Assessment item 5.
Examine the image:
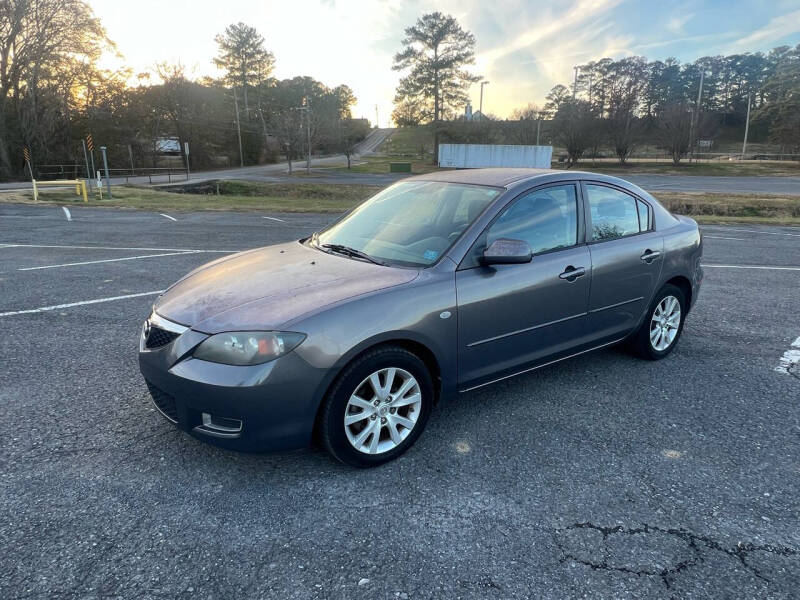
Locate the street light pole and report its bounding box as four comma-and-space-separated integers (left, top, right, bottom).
689, 70, 705, 161
742, 92, 752, 159
99, 146, 112, 199
479, 81, 490, 121
233, 87, 244, 168
572, 67, 579, 99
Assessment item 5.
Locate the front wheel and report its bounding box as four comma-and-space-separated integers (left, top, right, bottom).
631, 284, 686, 360
320, 346, 434, 467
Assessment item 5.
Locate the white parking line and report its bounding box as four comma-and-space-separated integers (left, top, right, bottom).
703, 235, 746, 241
160, 213, 177, 221
263, 216, 286, 222
0, 291, 163, 318
18, 251, 199, 271
702, 264, 800, 271
775, 336, 800, 375
1, 243, 234, 253
61, 207, 72, 221
703, 227, 800, 238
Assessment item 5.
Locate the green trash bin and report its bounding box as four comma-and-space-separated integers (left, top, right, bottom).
389, 162, 412, 173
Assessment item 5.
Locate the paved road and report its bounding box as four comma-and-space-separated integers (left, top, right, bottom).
1, 203, 799, 598
625, 174, 800, 196
0, 128, 396, 192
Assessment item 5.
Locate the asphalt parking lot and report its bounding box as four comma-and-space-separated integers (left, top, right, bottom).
1, 202, 799, 599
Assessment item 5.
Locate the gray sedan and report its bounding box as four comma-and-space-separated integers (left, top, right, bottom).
139, 168, 703, 467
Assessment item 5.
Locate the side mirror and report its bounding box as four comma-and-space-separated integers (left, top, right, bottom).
482, 238, 532, 265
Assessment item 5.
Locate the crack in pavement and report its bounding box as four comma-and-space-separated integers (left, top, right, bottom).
553, 522, 800, 589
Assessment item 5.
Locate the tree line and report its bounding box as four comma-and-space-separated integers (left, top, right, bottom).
0, 2, 369, 181
390, 12, 800, 165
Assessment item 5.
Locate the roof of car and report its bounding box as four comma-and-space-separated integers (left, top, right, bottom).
408, 168, 560, 187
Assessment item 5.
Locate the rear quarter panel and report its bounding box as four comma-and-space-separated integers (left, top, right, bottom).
659, 216, 703, 309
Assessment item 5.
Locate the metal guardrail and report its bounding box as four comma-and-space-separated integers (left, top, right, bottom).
35, 165, 189, 184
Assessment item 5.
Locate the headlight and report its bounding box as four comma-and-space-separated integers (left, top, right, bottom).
193, 331, 306, 366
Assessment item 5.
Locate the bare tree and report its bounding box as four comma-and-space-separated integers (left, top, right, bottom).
552, 100, 596, 167
656, 102, 692, 165
0, 0, 107, 177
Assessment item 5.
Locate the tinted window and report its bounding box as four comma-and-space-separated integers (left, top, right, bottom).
637, 199, 651, 231
487, 184, 578, 255
587, 185, 641, 241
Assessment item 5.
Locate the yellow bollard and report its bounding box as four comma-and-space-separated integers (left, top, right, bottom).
81, 181, 88, 203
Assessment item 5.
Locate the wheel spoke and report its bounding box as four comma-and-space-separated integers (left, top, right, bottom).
393, 377, 415, 400
348, 395, 373, 411
391, 392, 421, 408
354, 420, 377, 447
383, 368, 397, 394
387, 419, 402, 444
345, 411, 370, 426
392, 415, 415, 430
650, 327, 660, 343
668, 297, 678, 315
368, 424, 381, 453
368, 373, 384, 397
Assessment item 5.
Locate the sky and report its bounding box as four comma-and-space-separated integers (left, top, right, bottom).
88, 0, 800, 124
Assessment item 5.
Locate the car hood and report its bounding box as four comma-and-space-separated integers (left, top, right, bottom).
154, 241, 419, 334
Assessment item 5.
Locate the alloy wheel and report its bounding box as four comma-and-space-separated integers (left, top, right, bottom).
344, 367, 422, 455
650, 295, 681, 352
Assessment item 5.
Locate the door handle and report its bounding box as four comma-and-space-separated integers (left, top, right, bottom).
559, 266, 586, 281
640, 249, 661, 263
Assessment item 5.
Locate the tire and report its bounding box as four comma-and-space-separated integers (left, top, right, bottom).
320, 346, 434, 467
631, 284, 687, 360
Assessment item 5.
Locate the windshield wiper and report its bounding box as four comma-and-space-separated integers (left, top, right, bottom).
321, 243, 385, 266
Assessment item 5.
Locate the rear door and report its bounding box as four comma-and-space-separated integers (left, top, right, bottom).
583, 182, 664, 342
455, 182, 592, 387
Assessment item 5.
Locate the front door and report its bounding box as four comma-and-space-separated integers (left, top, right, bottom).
456, 183, 592, 388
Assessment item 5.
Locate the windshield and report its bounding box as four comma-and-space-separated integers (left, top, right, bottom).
314, 181, 501, 267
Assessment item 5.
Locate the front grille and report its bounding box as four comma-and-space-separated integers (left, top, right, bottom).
146, 381, 179, 423
145, 325, 179, 349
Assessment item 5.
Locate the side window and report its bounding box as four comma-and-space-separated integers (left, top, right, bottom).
487, 184, 578, 255
586, 184, 642, 242
637, 199, 652, 231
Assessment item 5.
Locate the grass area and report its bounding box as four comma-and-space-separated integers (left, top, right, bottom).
338, 156, 441, 175
557, 160, 800, 176
653, 191, 800, 225
0, 181, 380, 213
2, 179, 797, 226
380, 126, 434, 158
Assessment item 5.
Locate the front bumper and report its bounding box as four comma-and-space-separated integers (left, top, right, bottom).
138, 317, 327, 453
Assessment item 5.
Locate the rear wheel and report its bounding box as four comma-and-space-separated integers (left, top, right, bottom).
631, 284, 686, 360
320, 346, 433, 467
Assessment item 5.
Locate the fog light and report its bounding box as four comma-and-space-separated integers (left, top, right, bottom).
200, 412, 242, 434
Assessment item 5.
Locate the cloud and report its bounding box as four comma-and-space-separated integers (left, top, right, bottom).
729, 8, 800, 51
666, 11, 694, 34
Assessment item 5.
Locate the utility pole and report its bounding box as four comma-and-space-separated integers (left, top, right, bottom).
572, 67, 579, 99
536, 118, 542, 146
306, 100, 311, 174
99, 146, 112, 199
689, 70, 704, 161
233, 87, 244, 168
479, 81, 490, 121
741, 92, 752, 159
128, 144, 135, 176
375, 104, 379, 129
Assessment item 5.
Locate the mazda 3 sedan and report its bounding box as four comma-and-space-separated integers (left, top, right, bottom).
139, 168, 702, 467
